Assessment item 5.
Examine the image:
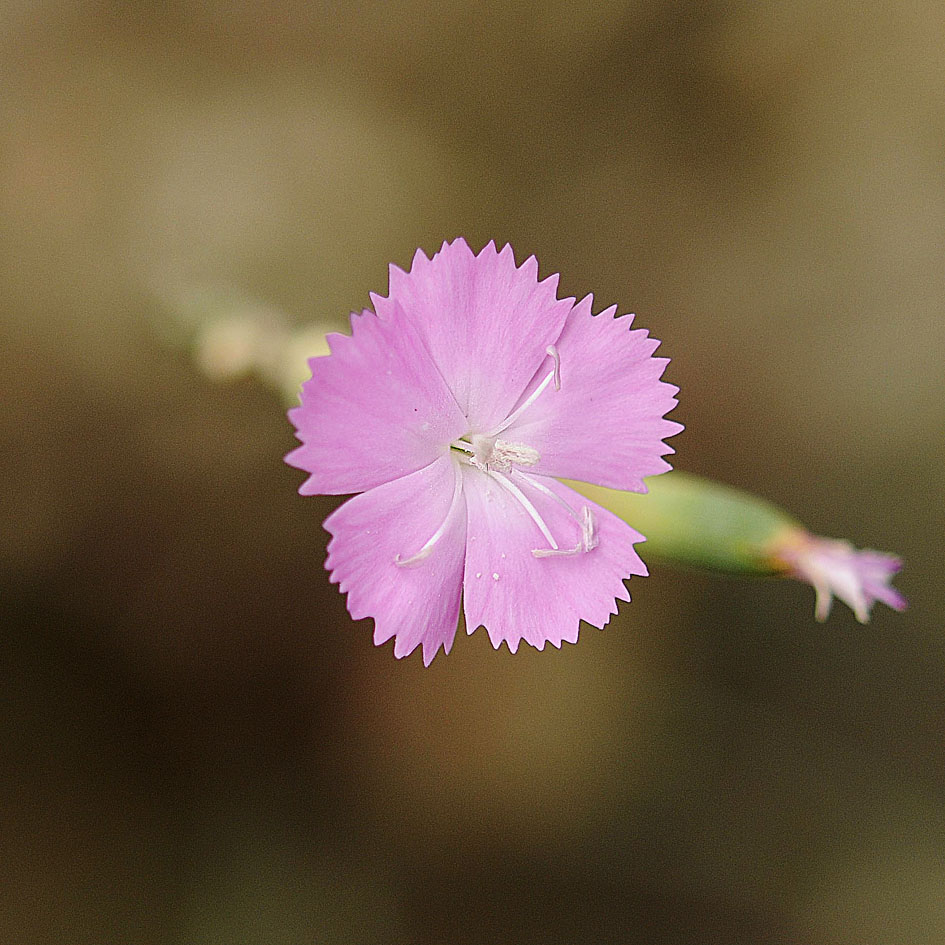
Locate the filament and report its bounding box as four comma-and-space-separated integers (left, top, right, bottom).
486, 345, 560, 437
394, 461, 464, 567
487, 470, 559, 551
512, 471, 599, 557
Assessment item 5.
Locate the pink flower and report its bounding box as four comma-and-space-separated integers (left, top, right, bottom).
286, 239, 682, 664
775, 532, 908, 623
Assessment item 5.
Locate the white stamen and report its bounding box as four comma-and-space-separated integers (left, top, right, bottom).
487, 470, 559, 551
487, 345, 561, 437
546, 344, 561, 391
532, 542, 583, 558
512, 469, 571, 514
580, 505, 599, 551
470, 434, 539, 472
394, 462, 464, 567
512, 471, 599, 558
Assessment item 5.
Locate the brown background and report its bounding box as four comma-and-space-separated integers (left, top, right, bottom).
2, 2, 942, 943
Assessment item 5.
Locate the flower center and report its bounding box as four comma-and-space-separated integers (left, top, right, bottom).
467, 434, 540, 472
448, 343, 562, 472
396, 344, 598, 565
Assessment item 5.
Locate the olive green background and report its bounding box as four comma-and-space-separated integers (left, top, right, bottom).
2, 3, 942, 943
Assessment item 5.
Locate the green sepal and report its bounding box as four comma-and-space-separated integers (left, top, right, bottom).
568, 472, 801, 576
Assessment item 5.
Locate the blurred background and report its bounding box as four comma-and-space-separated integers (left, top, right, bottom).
2, 2, 942, 942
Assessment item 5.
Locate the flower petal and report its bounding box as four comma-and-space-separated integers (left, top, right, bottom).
777, 533, 908, 623
324, 457, 467, 665
372, 239, 574, 433
286, 306, 467, 495
855, 551, 908, 614
505, 295, 683, 492
461, 468, 647, 653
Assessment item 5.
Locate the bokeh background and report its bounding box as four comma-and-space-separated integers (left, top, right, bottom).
2, 2, 943, 943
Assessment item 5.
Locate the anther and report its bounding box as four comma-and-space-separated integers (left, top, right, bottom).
470, 434, 539, 472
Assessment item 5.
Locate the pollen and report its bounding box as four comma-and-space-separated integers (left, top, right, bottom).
470, 434, 540, 472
